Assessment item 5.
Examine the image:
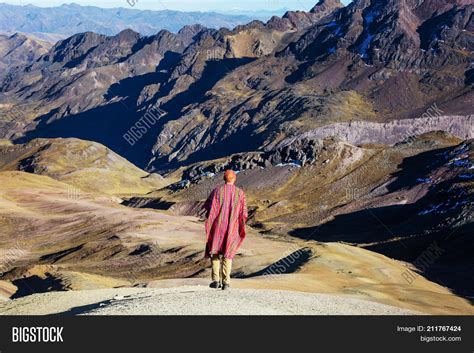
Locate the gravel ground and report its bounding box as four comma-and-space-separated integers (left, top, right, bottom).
81, 286, 416, 315
0, 285, 419, 315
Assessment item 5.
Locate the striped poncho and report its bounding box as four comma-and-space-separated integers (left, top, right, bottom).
204, 184, 248, 259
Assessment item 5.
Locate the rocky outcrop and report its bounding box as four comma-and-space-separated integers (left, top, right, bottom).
178, 138, 355, 186
310, 0, 345, 16
277, 115, 474, 147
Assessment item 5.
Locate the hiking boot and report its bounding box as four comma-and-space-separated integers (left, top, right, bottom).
222, 283, 230, 290
209, 281, 220, 289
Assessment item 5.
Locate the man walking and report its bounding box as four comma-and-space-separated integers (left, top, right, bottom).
204, 170, 248, 290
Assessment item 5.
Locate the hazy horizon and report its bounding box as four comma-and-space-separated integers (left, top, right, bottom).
0, 0, 352, 13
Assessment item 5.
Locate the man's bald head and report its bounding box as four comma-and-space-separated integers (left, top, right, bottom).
224, 170, 237, 184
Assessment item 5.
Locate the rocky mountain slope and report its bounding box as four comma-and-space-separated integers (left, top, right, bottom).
145, 0, 474, 170
0, 33, 52, 78
0, 0, 343, 166
0, 0, 472, 173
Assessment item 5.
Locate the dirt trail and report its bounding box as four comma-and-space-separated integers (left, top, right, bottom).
0, 284, 417, 315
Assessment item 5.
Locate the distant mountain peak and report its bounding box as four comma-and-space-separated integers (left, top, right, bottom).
178, 24, 207, 37
115, 28, 142, 41
310, 0, 345, 14
0, 32, 51, 78
9, 32, 28, 41
266, 0, 344, 31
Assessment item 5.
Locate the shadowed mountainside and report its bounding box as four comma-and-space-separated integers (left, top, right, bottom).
2, 0, 471, 171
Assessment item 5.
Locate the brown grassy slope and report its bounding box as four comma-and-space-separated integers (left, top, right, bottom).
0, 138, 168, 196
0, 171, 472, 314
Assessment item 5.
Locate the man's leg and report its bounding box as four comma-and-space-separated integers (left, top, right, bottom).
219, 256, 224, 286
211, 254, 221, 286
222, 257, 232, 286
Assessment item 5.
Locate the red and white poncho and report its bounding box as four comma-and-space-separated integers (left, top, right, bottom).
204, 184, 248, 259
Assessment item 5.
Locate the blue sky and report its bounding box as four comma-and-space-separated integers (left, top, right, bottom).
1, 0, 352, 12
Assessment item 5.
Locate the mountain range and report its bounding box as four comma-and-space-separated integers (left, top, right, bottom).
1, 0, 472, 169
0, 2, 277, 37
0, 0, 473, 310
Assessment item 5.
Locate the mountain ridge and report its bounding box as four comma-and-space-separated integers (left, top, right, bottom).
0, 32, 52, 78
0, 2, 282, 37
